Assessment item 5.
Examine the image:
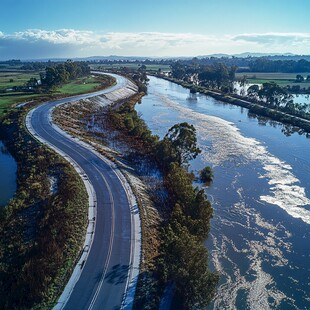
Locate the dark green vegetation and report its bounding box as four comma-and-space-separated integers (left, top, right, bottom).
0, 59, 24, 70
247, 58, 310, 73
246, 82, 310, 120
159, 163, 218, 309
200, 166, 214, 183
40, 60, 90, 91
248, 82, 293, 106
157, 122, 201, 167
105, 98, 218, 309
0, 107, 88, 309
171, 61, 236, 93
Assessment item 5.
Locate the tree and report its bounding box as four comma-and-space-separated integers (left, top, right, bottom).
258, 82, 293, 108
165, 163, 196, 206
139, 64, 147, 71
296, 74, 304, 82
171, 62, 186, 80
25, 77, 38, 88
247, 84, 260, 100
163, 122, 201, 165
199, 166, 213, 183
161, 219, 219, 309
41, 61, 90, 90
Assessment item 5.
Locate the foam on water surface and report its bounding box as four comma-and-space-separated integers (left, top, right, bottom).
137, 79, 310, 309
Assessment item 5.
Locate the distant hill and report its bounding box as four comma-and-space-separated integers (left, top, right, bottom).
196, 53, 310, 62
199, 52, 296, 58
10, 53, 310, 63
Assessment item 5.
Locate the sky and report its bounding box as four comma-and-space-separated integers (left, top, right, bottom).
0, 0, 310, 60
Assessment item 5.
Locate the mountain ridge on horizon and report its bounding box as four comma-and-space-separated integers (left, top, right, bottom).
2, 52, 310, 62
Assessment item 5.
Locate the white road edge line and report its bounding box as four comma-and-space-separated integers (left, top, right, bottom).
25, 78, 141, 310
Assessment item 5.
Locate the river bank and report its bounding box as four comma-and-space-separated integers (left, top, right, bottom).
155, 75, 310, 133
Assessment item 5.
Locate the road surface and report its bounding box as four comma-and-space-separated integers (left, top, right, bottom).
28, 73, 139, 310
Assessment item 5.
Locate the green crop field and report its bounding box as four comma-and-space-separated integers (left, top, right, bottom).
235, 72, 310, 89
0, 93, 41, 115
235, 72, 310, 80
0, 71, 41, 115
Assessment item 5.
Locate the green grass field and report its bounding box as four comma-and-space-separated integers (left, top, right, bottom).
0, 72, 41, 91
0, 71, 41, 115
0, 73, 110, 116
55, 76, 102, 95
235, 72, 310, 88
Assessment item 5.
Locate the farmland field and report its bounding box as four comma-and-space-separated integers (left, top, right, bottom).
0, 71, 42, 115
0, 72, 112, 116
235, 72, 310, 88
0, 72, 40, 91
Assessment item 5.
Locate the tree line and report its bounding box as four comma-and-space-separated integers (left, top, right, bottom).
39, 60, 90, 90
247, 82, 310, 120
248, 58, 310, 73
156, 124, 218, 308
170, 61, 237, 93
1, 61, 91, 94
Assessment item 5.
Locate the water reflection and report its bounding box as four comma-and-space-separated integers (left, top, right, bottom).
0, 141, 17, 207
247, 112, 310, 137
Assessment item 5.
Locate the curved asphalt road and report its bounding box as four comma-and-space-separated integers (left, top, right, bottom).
29, 73, 135, 310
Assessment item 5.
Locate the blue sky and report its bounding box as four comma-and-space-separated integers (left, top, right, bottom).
0, 0, 310, 59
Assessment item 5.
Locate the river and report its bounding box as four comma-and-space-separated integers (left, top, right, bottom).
136, 76, 310, 310
0, 141, 17, 207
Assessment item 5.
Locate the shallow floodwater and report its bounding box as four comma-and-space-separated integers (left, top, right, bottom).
136, 76, 310, 309
0, 141, 17, 207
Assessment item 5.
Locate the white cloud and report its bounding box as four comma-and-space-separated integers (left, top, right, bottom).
0, 29, 309, 59
233, 32, 310, 46
3, 29, 98, 45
